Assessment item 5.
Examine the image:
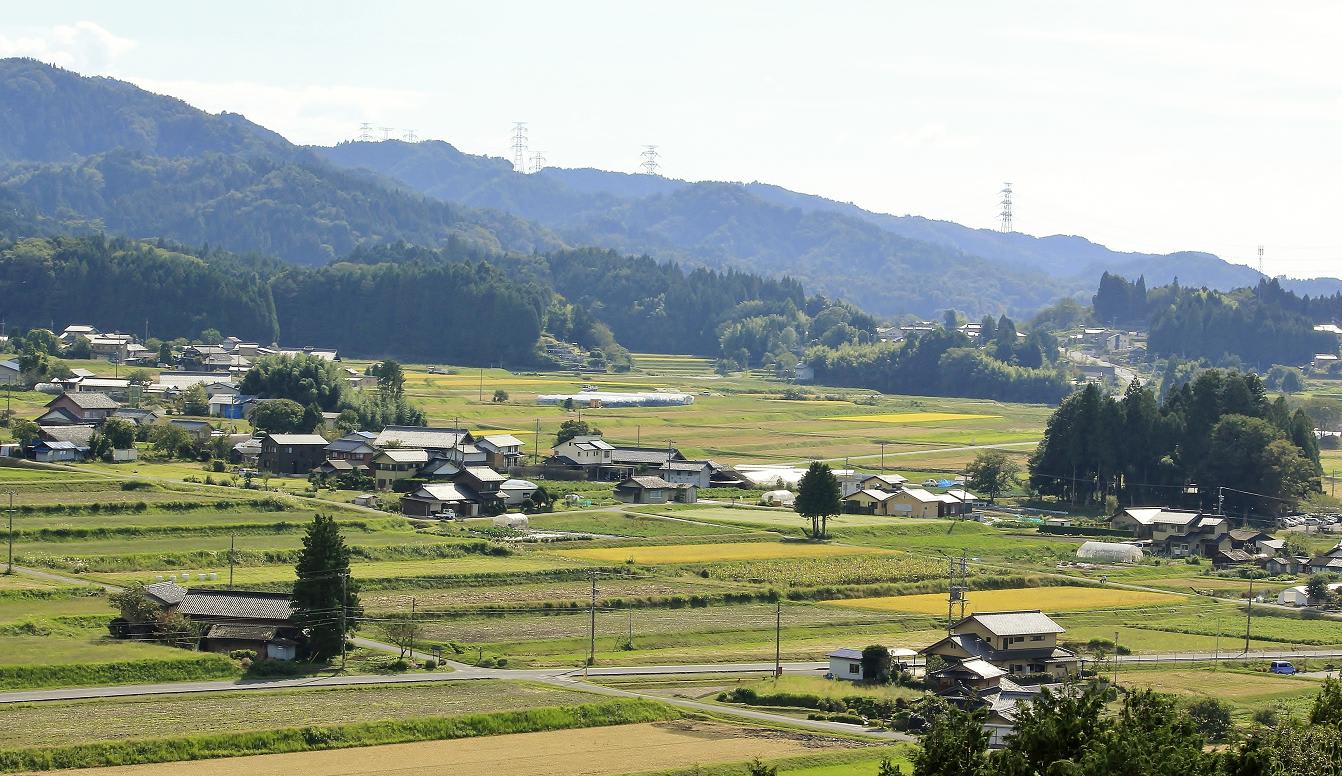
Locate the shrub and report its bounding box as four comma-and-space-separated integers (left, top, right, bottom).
423, 659, 437, 670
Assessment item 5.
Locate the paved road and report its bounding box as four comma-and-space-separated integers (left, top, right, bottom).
0, 661, 828, 704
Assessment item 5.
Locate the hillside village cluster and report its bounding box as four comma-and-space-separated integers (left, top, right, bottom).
3, 320, 1342, 753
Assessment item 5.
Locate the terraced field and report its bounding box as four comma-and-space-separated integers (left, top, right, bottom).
824, 586, 1185, 614
557, 541, 893, 565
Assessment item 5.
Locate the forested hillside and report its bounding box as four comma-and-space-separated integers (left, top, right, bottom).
1091, 272, 1341, 368
0, 235, 279, 342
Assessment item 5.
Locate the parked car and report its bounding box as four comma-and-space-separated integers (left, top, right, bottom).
1270, 661, 1296, 675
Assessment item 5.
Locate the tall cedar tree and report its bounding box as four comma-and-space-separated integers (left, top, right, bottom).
291, 514, 361, 661
795, 461, 842, 539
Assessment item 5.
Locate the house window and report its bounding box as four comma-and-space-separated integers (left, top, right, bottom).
848, 663, 859, 674
1030, 635, 1044, 641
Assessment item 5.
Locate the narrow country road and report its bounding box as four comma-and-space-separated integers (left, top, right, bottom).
815, 440, 1037, 465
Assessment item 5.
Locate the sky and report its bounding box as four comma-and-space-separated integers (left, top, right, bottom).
3, 1, 1340, 278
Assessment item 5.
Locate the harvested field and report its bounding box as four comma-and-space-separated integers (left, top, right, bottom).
825, 586, 1184, 614
54, 721, 860, 776
557, 542, 890, 565
703, 554, 944, 586
362, 577, 744, 611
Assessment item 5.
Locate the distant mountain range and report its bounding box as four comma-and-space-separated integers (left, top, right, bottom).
2, 57, 1338, 319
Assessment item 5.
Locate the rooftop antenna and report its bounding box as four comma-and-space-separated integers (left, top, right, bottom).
1258, 245, 1265, 276
511, 122, 529, 173
379, 126, 394, 141
357, 122, 374, 142
999, 182, 1013, 233
640, 145, 660, 176
530, 151, 547, 174
403, 129, 418, 142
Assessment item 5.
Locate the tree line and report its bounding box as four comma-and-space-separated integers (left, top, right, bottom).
1092, 272, 1340, 369
805, 317, 1072, 405
1028, 370, 1321, 513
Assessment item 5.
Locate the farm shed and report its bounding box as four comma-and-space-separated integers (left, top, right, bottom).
760, 490, 795, 507
828, 648, 863, 680
1075, 541, 1143, 563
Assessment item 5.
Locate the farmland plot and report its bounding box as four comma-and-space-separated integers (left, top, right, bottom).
52, 721, 862, 776
825, 586, 1184, 615
557, 542, 891, 565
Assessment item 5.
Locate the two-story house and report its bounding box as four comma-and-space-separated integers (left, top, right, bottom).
259, 433, 329, 475
1150, 513, 1229, 558
36, 392, 120, 425
922, 610, 1080, 680
551, 435, 615, 469
476, 434, 526, 470
372, 448, 430, 490
325, 431, 378, 468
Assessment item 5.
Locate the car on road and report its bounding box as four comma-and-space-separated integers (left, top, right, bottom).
1270, 660, 1296, 675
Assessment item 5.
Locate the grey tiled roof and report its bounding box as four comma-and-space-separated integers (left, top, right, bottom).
374, 425, 468, 450
205, 623, 279, 641
144, 581, 187, 606
178, 589, 295, 621
56, 392, 120, 410
617, 475, 676, 490
961, 610, 1065, 636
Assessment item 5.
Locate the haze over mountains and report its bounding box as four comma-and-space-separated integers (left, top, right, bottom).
2, 57, 1338, 319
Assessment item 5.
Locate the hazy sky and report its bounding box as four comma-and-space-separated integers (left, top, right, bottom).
4, 2, 1340, 278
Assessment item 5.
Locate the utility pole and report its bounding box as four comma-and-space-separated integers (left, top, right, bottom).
626, 609, 633, 649
775, 600, 783, 678
1113, 630, 1120, 685
1214, 608, 1221, 665
588, 572, 598, 667
946, 554, 968, 631
4, 491, 14, 575
228, 534, 235, 587
340, 571, 349, 673
533, 418, 540, 466
1245, 580, 1254, 655
478, 368, 484, 403
880, 442, 886, 472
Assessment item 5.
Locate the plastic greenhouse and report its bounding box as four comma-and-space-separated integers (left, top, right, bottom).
1076, 541, 1144, 563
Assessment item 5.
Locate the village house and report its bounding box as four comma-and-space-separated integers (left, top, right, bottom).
325, 431, 379, 468
1308, 543, 1342, 574
38, 424, 97, 451
1147, 513, 1229, 558
169, 418, 214, 443
843, 486, 964, 518
373, 426, 481, 463
612, 475, 697, 505
31, 438, 88, 463
117, 581, 301, 660
657, 460, 715, 489
208, 393, 258, 419
259, 433, 329, 475
499, 477, 540, 507
476, 434, 526, 470
827, 648, 864, 680
1112, 507, 1203, 539
550, 435, 615, 470
110, 407, 163, 427
400, 482, 480, 518
609, 445, 686, 473
36, 392, 120, 425
922, 610, 1080, 680
0, 359, 20, 385
372, 448, 430, 490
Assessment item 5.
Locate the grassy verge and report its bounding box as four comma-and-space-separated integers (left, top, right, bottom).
0, 698, 679, 773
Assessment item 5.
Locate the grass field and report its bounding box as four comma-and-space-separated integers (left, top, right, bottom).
824, 586, 1185, 614
829, 412, 999, 424
1116, 667, 1324, 720
557, 542, 892, 565
2, 681, 599, 748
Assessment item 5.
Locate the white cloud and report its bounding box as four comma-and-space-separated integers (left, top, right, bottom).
134, 78, 431, 146
0, 21, 136, 72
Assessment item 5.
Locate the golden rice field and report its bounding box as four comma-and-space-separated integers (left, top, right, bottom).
823, 586, 1184, 614
829, 412, 999, 423
556, 542, 892, 565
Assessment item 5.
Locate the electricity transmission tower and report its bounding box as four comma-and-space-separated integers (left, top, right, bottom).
511, 122, 529, 173
640, 145, 660, 176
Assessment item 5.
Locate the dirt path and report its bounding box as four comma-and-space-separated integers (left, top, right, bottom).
54, 721, 861, 776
